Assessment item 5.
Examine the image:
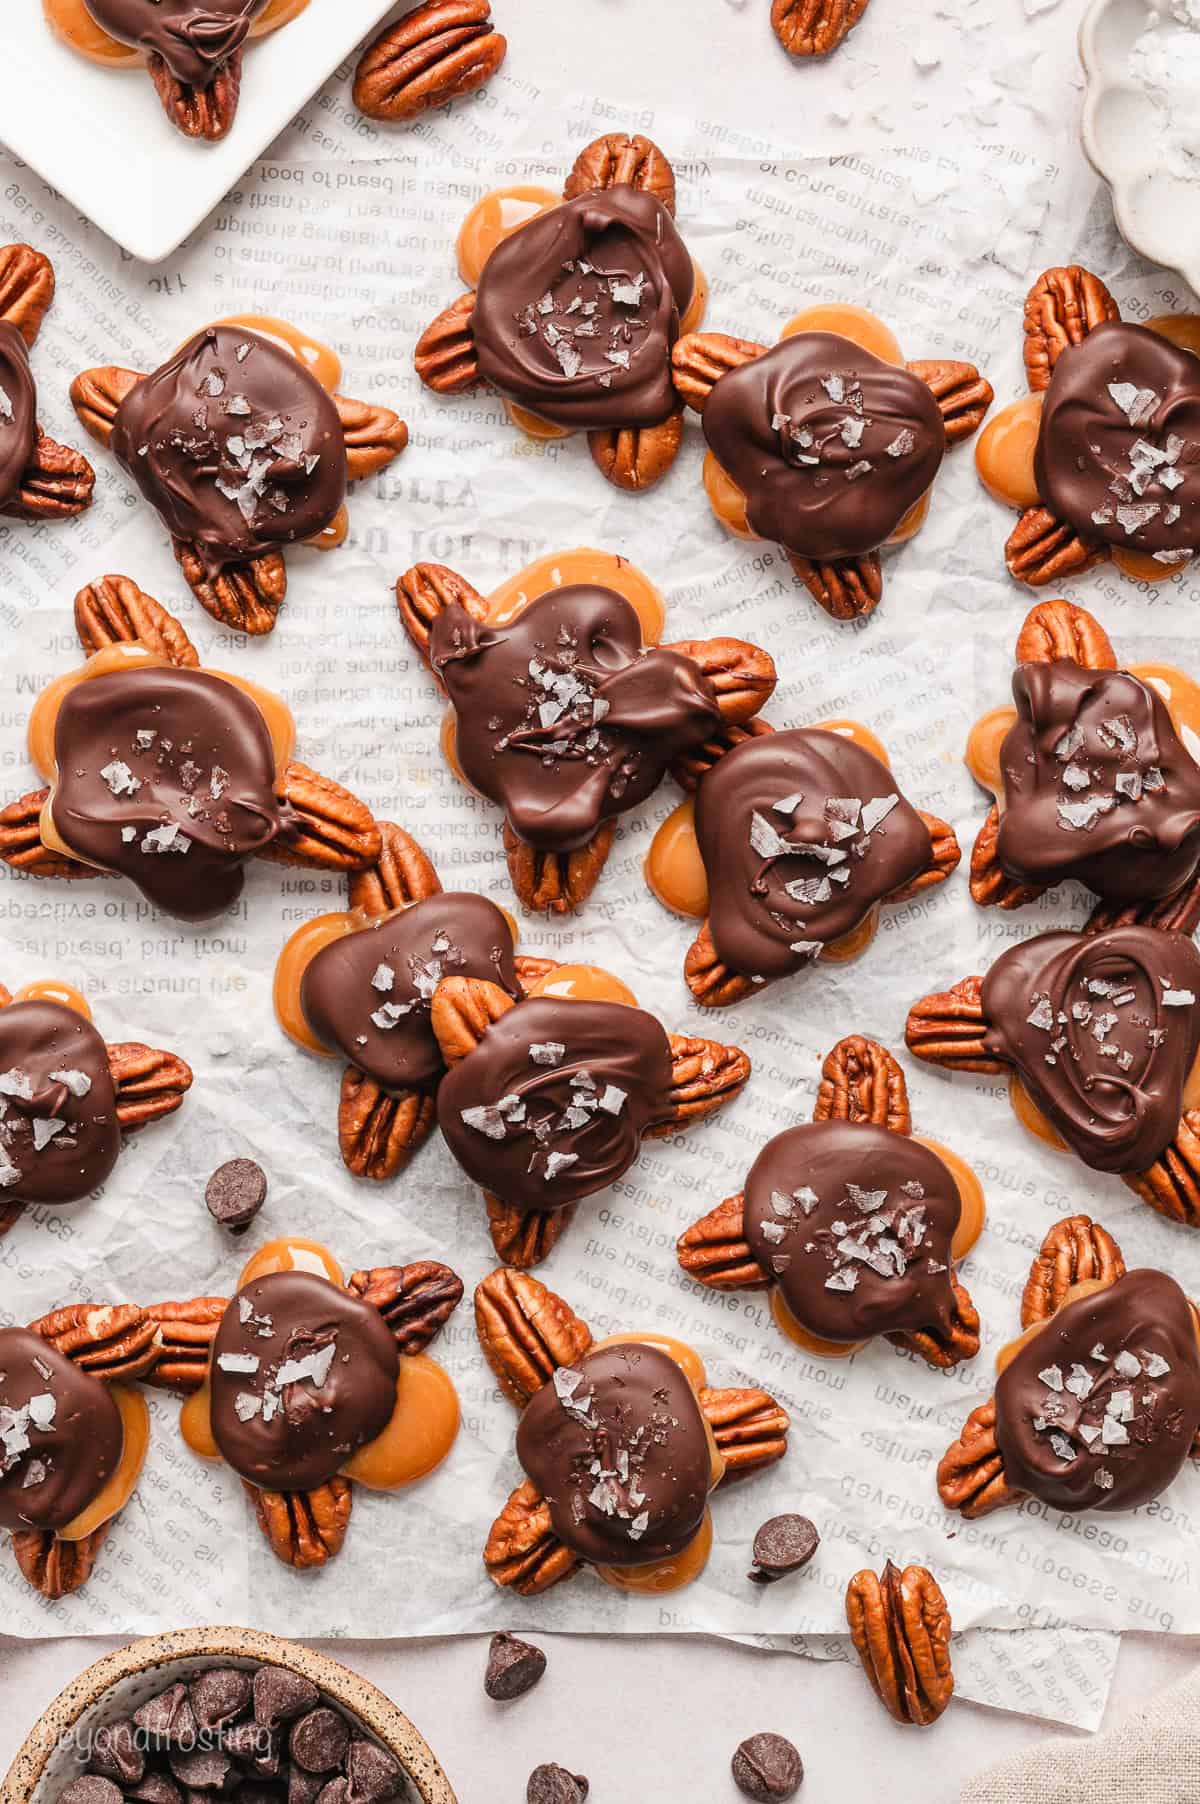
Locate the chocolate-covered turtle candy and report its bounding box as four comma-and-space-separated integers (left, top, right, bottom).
0, 242, 93, 525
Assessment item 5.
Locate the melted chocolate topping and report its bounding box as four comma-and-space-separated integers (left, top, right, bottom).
50, 666, 284, 920
209, 1271, 399, 1492
0, 1326, 124, 1532
996, 659, 1200, 901
300, 893, 520, 1093
703, 332, 945, 559
83, 0, 267, 85
0, 323, 36, 511
516, 1342, 711, 1566
995, 1270, 1200, 1513
0, 1000, 119, 1206
1035, 321, 1200, 559
437, 996, 674, 1210
695, 728, 932, 982
111, 326, 345, 572
431, 586, 720, 853
981, 926, 1200, 1173
743, 1122, 962, 1343
472, 189, 694, 430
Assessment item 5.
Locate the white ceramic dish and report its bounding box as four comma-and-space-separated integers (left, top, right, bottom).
1, 2, 395, 264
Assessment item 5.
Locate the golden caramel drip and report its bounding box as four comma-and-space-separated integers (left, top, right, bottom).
1147, 314, 1200, 357
305, 504, 349, 551
885, 489, 930, 548
239, 1236, 345, 1288
274, 912, 359, 1054
342, 1356, 460, 1489
11, 978, 93, 1021
964, 705, 1018, 800
503, 400, 572, 441
486, 547, 666, 643
522, 965, 637, 1007
646, 797, 709, 919
915, 1136, 986, 1260
772, 1287, 867, 1359
779, 305, 904, 366
204, 314, 341, 394
181, 1382, 220, 1461
594, 1506, 714, 1594
681, 261, 709, 338
812, 717, 891, 767
975, 394, 1043, 510
1114, 547, 1185, 583
1008, 1071, 1066, 1152
591, 1329, 709, 1395
46, 0, 307, 66
58, 1386, 149, 1541
456, 187, 561, 288
703, 450, 754, 538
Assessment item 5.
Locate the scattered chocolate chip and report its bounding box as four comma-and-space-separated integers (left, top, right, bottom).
526, 1766, 588, 1804
61, 1779, 125, 1804
731, 1734, 804, 1801
134, 1684, 199, 1747
344, 1740, 403, 1804
191, 1669, 253, 1732
128, 1776, 184, 1804
748, 1515, 821, 1585
288, 1768, 324, 1804
290, 1711, 351, 1776
167, 1748, 235, 1792
205, 1157, 268, 1233
484, 1632, 547, 1701
92, 1721, 146, 1786
253, 1669, 319, 1731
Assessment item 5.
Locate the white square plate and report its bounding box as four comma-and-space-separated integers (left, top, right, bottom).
2, 1, 395, 262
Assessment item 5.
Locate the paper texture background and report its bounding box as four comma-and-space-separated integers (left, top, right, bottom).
0, 0, 1188, 1733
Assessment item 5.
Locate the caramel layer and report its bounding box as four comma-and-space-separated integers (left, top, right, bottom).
58, 1385, 148, 1541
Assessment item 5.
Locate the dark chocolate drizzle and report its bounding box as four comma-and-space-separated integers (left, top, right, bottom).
50, 665, 284, 921
516, 1341, 711, 1566
981, 925, 1200, 1174
0, 1000, 119, 1207
702, 332, 945, 559
0, 322, 36, 511
111, 326, 345, 573
472, 189, 694, 430
431, 586, 720, 853
994, 1270, 1200, 1513
1035, 321, 1200, 559
300, 893, 520, 1093
436, 996, 674, 1210
695, 727, 932, 982
82, 1, 267, 86
743, 1122, 962, 1344
0, 1326, 124, 1532
209, 1271, 399, 1492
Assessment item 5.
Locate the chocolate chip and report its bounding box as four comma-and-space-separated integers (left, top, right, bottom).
92, 1721, 146, 1786
221, 1724, 281, 1777
748, 1515, 821, 1585
526, 1766, 588, 1804
288, 1768, 324, 1804
128, 1776, 183, 1804
253, 1668, 319, 1731
134, 1684, 199, 1747
314, 1782, 347, 1804
167, 1749, 235, 1793
344, 1740, 404, 1804
484, 1632, 547, 1701
731, 1734, 804, 1801
290, 1710, 351, 1775
61, 1779, 126, 1804
191, 1669, 253, 1732
205, 1158, 268, 1233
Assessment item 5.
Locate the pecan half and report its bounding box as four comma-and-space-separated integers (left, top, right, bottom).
671, 332, 768, 413
395, 560, 488, 673
2, 433, 94, 521
504, 819, 614, 914
683, 921, 757, 1009
174, 540, 287, 636
656, 1033, 751, 1129
107, 1042, 193, 1129
700, 1386, 789, 1479
267, 762, 381, 871
334, 394, 409, 480
1005, 507, 1108, 588
414, 293, 481, 394
789, 550, 882, 620
0, 788, 93, 880
29, 1303, 160, 1384
349, 820, 442, 917
339, 1071, 436, 1182
70, 365, 142, 447
969, 806, 1045, 910
248, 1477, 353, 1569
1014, 597, 1116, 669
12, 1524, 108, 1599
486, 1195, 575, 1270
1085, 878, 1200, 939
1124, 1109, 1200, 1228
905, 976, 1000, 1073
670, 717, 774, 793
888, 1275, 981, 1370
347, 1261, 463, 1354
886, 812, 961, 904
1023, 266, 1119, 393
846, 1561, 954, 1726
588, 411, 683, 492
907, 360, 993, 444
564, 133, 676, 216
661, 638, 776, 725
148, 49, 240, 140
0, 244, 54, 345
431, 974, 515, 1065
814, 1035, 911, 1134
475, 1267, 593, 1406
353, 0, 506, 122
1021, 1215, 1125, 1329
142, 1298, 227, 1392
484, 1479, 581, 1594
513, 955, 559, 994
677, 1194, 765, 1291
937, 1397, 1024, 1518
75, 573, 198, 667
772, 0, 871, 57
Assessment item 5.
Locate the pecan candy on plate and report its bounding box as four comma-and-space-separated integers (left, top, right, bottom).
353, 0, 508, 124
70, 317, 406, 635
677, 1035, 984, 1368
672, 302, 991, 619
146, 1236, 463, 1569
46, 0, 307, 142
413, 131, 707, 492
428, 969, 750, 1269
0, 575, 383, 920
395, 548, 776, 916
938, 1214, 1200, 1519
771, 0, 873, 60
475, 1267, 789, 1596
977, 263, 1200, 588
0, 976, 191, 1237
646, 712, 960, 1007
906, 923, 1200, 1227
846, 1559, 954, 1726
967, 597, 1200, 934
0, 241, 94, 526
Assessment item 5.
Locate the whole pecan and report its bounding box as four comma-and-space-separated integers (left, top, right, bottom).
0, 243, 54, 345
564, 133, 677, 216
75, 573, 199, 668
937, 1397, 1024, 1518
149, 49, 241, 140
889, 1276, 980, 1370
334, 394, 409, 480
846, 1560, 954, 1726
414, 292, 481, 393
1124, 1109, 1200, 1228
475, 1267, 593, 1405
887, 811, 962, 904
173, 540, 287, 636
395, 560, 488, 673
347, 1261, 463, 1354
431, 974, 515, 1065
700, 1386, 789, 1479
503, 820, 615, 914
969, 806, 1046, 911
486, 1194, 575, 1270
248, 1477, 353, 1569
339, 1071, 436, 1181
656, 1033, 751, 1129
12, 1524, 108, 1599
588, 412, 683, 492
1005, 507, 1108, 588
661, 637, 776, 725
107, 1042, 193, 1129
683, 920, 757, 1009
1021, 1215, 1125, 1329
353, 0, 506, 122
907, 360, 993, 444
0, 788, 93, 880
29, 1303, 161, 1384
814, 1035, 911, 1134
268, 762, 381, 871
1015, 597, 1116, 669
677, 1194, 766, 1291
670, 716, 774, 793
70, 365, 142, 446
349, 820, 443, 917
672, 332, 768, 413
2, 433, 95, 521
1023, 266, 1119, 393
484, 1478, 581, 1594
789, 551, 882, 620
905, 976, 999, 1073
142, 1298, 227, 1392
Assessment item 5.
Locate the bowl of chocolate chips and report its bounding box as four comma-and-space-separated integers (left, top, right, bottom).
1, 1628, 455, 1804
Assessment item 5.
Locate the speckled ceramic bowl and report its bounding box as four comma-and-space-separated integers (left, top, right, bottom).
0, 1628, 456, 1804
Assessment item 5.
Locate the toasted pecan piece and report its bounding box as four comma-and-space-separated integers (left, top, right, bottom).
414, 292, 481, 394
1124, 1109, 1200, 1228
564, 132, 676, 215
339, 1070, 436, 1182
347, 1261, 463, 1354
431, 973, 515, 1066
75, 573, 198, 668
395, 560, 488, 674
887, 812, 961, 904
670, 716, 774, 793
484, 1478, 581, 1594
677, 1194, 765, 1291
937, 1397, 1024, 1518
353, 0, 506, 122
267, 761, 381, 871
905, 976, 999, 1073
70, 365, 142, 447
968, 806, 1046, 911
661, 637, 776, 725
1021, 1215, 1125, 1329
908, 359, 992, 443
475, 1267, 593, 1406
1015, 597, 1116, 669
0, 244, 54, 345
248, 1476, 353, 1569
684, 920, 757, 1010
772, 0, 871, 58
671, 331, 768, 412
148, 49, 241, 139
846, 1560, 954, 1725
655, 1033, 751, 1129
1005, 507, 1108, 588
503, 819, 615, 914
486, 1194, 576, 1270
588, 411, 683, 492
1023, 266, 1119, 393
107, 1041, 193, 1129
349, 820, 443, 917
789, 550, 882, 620
700, 1385, 789, 1479
888, 1275, 980, 1370
513, 955, 560, 995
335, 393, 409, 479
12, 1524, 109, 1599
814, 1035, 911, 1134
29, 1303, 161, 1384
0, 787, 93, 881
174, 540, 287, 636
2, 433, 94, 522
142, 1297, 227, 1392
